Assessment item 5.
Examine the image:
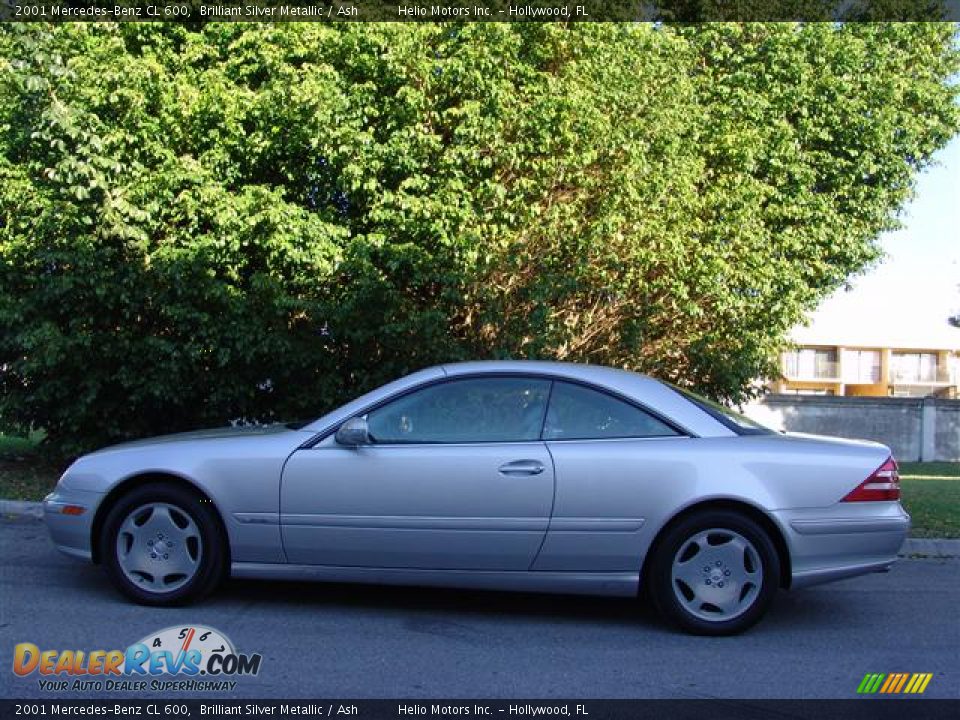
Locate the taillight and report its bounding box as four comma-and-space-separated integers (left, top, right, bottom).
842, 457, 901, 502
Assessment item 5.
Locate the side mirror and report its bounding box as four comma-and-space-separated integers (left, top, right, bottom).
335, 416, 371, 447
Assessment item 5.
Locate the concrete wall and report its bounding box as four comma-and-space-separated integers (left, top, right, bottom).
744, 395, 960, 462
935, 402, 960, 461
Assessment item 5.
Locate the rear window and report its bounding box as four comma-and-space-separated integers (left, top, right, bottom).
669, 385, 774, 436
543, 381, 680, 440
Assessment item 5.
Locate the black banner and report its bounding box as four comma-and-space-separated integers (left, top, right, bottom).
3, 0, 960, 22
2, 700, 960, 720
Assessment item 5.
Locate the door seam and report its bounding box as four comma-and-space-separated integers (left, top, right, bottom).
528, 441, 557, 570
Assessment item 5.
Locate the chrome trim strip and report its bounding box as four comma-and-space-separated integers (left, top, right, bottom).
549, 518, 645, 532
279, 514, 547, 531
234, 512, 280, 525
790, 517, 911, 535
270, 515, 644, 532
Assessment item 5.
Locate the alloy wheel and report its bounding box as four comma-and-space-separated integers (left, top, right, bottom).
669, 528, 762, 622
115, 502, 203, 593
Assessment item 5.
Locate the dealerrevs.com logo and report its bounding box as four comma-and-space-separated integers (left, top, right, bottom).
13, 625, 262, 692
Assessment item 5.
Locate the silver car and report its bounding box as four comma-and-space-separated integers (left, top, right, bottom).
44, 361, 909, 635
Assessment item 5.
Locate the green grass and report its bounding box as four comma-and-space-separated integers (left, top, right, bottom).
898, 461, 960, 479
0, 432, 43, 457
0, 459, 61, 501
1, 432, 959, 537
899, 462, 960, 538
0, 431, 62, 502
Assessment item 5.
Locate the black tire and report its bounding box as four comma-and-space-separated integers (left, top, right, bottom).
647, 509, 780, 636
100, 483, 226, 606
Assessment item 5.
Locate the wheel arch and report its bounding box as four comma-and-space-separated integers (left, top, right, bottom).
90, 471, 231, 566
640, 498, 792, 592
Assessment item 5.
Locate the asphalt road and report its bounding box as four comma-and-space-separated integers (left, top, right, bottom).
1, 517, 957, 700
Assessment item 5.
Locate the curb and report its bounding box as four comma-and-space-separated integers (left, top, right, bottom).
2, 499, 958, 557
0, 499, 43, 519
900, 538, 960, 558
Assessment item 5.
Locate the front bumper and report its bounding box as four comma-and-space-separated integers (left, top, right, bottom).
773, 502, 911, 589
43, 488, 103, 562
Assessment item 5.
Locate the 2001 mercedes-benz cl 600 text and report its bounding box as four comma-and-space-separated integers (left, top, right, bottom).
44, 361, 909, 634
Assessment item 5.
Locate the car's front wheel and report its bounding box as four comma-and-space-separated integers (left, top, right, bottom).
648, 510, 780, 635
101, 483, 225, 605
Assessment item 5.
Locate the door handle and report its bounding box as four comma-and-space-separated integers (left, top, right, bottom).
498, 460, 546, 476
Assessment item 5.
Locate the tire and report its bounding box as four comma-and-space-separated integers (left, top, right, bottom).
100, 483, 226, 606
647, 509, 780, 636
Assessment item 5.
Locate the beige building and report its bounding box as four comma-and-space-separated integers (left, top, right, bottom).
771, 322, 960, 399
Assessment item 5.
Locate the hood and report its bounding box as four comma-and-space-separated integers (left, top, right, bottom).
90, 424, 302, 454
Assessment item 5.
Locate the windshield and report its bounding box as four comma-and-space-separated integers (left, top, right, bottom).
667, 384, 774, 436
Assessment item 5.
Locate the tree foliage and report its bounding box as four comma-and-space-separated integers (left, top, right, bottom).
1, 23, 957, 454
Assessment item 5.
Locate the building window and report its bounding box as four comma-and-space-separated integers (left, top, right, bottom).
842, 349, 881, 384
891, 352, 939, 384
783, 348, 838, 380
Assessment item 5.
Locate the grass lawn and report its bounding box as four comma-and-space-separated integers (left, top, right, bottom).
0, 458, 62, 501
0, 432, 43, 456
898, 462, 960, 538
2, 433, 959, 537
0, 431, 62, 502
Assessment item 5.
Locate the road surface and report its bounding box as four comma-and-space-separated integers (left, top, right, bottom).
1, 517, 957, 699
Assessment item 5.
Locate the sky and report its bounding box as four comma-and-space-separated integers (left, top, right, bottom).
793, 134, 960, 350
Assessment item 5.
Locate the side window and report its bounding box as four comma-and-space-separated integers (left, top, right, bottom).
543, 381, 679, 440
366, 377, 551, 444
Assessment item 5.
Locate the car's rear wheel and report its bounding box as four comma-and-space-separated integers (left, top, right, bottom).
101, 483, 225, 605
648, 510, 780, 635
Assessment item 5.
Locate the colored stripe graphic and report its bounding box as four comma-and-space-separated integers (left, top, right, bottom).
889, 673, 911, 693
857, 673, 932, 694
893, 673, 910, 693
857, 673, 885, 694
906, 673, 933, 694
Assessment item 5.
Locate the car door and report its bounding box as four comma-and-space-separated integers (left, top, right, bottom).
531, 380, 690, 573
280, 376, 555, 570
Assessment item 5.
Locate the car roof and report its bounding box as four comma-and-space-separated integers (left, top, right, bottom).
303, 360, 735, 438
438, 361, 733, 437
441, 359, 661, 386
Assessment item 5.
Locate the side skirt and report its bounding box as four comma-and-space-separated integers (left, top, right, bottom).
230, 562, 639, 598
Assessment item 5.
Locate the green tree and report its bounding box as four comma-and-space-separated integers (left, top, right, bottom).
1, 23, 957, 454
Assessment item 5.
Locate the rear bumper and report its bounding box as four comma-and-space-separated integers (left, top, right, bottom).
791, 558, 899, 589
43, 488, 102, 562
772, 503, 910, 589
